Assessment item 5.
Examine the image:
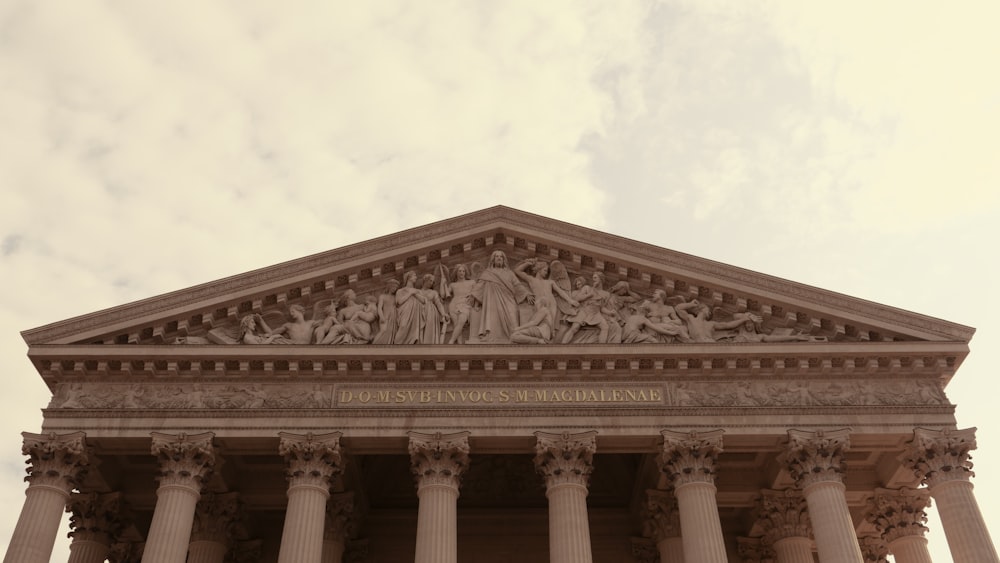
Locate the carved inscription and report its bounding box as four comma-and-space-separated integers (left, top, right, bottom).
337, 386, 664, 407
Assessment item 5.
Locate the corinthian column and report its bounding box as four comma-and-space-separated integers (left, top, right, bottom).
277, 432, 343, 563
645, 489, 684, 563
322, 492, 355, 563
866, 488, 932, 563
142, 432, 216, 563
188, 492, 242, 563
534, 430, 597, 563
409, 431, 470, 563
858, 535, 889, 563
658, 429, 727, 563
67, 492, 127, 563
779, 429, 863, 563
757, 489, 813, 563
3, 431, 88, 563
900, 427, 1000, 563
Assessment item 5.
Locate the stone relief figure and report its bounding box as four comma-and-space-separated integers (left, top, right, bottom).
394, 271, 428, 344
674, 300, 755, 343
262, 304, 317, 344
561, 272, 621, 343
419, 273, 450, 344
323, 290, 378, 344
312, 302, 342, 344
642, 290, 690, 342
511, 299, 556, 344
514, 258, 578, 334
372, 278, 401, 344
621, 303, 687, 344
440, 263, 477, 344
469, 250, 530, 343
238, 314, 292, 344
730, 313, 827, 343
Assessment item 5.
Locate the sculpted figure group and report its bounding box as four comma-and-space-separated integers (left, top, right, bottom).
206, 251, 824, 346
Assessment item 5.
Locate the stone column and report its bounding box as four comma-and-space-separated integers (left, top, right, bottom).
67, 492, 127, 563
534, 430, 597, 563
3, 431, 88, 563
630, 537, 658, 563
108, 542, 145, 563
188, 492, 242, 563
276, 432, 344, 563
322, 492, 355, 563
645, 489, 684, 563
409, 431, 470, 563
779, 429, 863, 563
736, 537, 775, 563
142, 432, 216, 563
866, 487, 932, 563
757, 489, 813, 563
658, 429, 727, 563
900, 427, 1000, 563
858, 535, 889, 563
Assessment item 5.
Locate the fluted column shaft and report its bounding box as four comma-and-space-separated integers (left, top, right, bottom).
773, 536, 813, 563
781, 429, 863, 563
321, 538, 346, 563
658, 429, 727, 563
888, 535, 932, 563
3, 432, 88, 563
901, 427, 1000, 563
930, 479, 996, 562
410, 431, 470, 563
142, 432, 216, 563
187, 540, 227, 563
657, 537, 685, 563
277, 432, 344, 563
534, 431, 597, 563
68, 538, 111, 563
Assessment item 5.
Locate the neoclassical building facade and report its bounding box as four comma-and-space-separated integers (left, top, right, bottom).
4, 206, 995, 563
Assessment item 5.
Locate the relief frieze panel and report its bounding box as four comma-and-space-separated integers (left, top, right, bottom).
46, 378, 949, 411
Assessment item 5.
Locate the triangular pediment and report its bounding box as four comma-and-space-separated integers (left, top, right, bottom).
22, 206, 973, 382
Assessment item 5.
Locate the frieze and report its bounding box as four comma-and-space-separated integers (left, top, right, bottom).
46, 379, 949, 410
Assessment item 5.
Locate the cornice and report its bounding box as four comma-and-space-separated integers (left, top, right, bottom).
21, 206, 975, 345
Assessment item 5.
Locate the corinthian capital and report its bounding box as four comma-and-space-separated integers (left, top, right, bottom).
858, 535, 890, 563
21, 431, 88, 493
866, 487, 930, 544
278, 431, 343, 490
779, 428, 850, 489
533, 430, 597, 488
151, 432, 216, 490
408, 431, 471, 490
658, 429, 724, 487
67, 491, 128, 546
644, 489, 680, 541
756, 489, 811, 544
899, 427, 977, 488
325, 492, 356, 541
192, 492, 243, 543
737, 537, 776, 563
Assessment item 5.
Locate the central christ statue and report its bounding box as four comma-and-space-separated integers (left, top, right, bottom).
470, 250, 529, 343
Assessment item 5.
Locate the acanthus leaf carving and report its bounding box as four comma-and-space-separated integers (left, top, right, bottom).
756, 489, 811, 544
67, 491, 128, 546
866, 487, 930, 544
533, 430, 597, 489
899, 427, 977, 487
779, 429, 851, 489
150, 432, 216, 490
21, 431, 88, 493
278, 431, 343, 491
408, 431, 471, 490
658, 429, 724, 487
644, 489, 681, 541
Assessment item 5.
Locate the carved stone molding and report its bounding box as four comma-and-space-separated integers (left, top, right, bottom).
533, 430, 597, 489
756, 489, 811, 545
630, 536, 658, 563
67, 491, 127, 546
858, 535, 890, 563
325, 492, 356, 541
408, 431, 471, 490
658, 429, 724, 487
645, 489, 681, 541
278, 431, 344, 491
20, 431, 88, 494
779, 428, 851, 489
899, 427, 977, 488
866, 487, 930, 544
150, 431, 216, 490
191, 491, 244, 544
736, 537, 776, 563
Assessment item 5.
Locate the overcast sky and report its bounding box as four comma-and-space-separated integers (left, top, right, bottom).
2, 1, 998, 560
